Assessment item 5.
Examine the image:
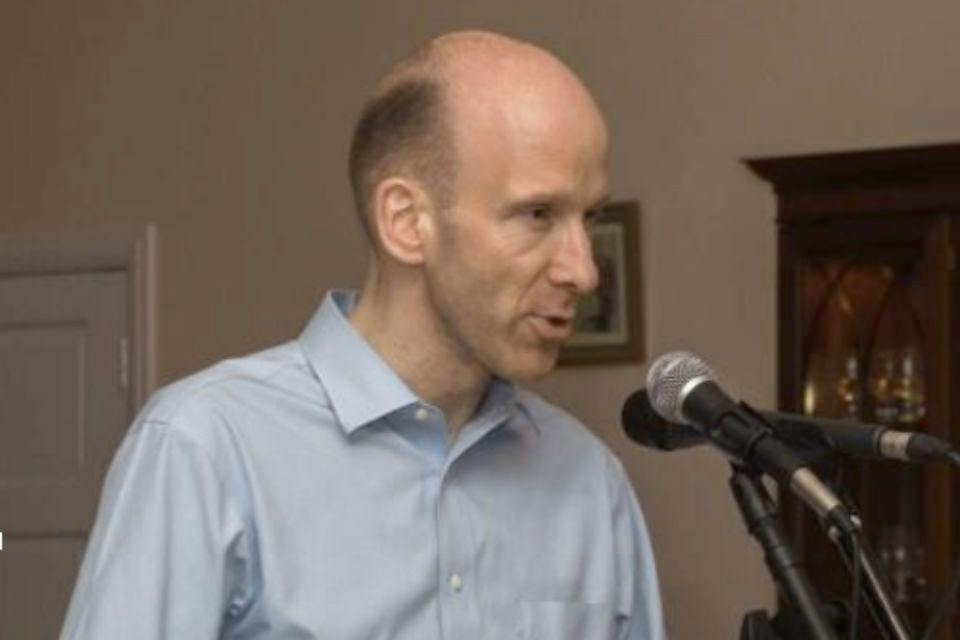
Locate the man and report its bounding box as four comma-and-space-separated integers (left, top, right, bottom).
61, 30, 665, 639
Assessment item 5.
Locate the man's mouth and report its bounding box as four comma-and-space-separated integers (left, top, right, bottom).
528, 313, 574, 340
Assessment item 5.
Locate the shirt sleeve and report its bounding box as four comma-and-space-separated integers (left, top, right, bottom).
59, 417, 249, 640
610, 458, 667, 640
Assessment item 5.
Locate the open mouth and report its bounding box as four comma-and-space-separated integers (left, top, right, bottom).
529, 314, 573, 340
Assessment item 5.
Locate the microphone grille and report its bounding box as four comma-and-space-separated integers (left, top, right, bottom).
646, 351, 715, 422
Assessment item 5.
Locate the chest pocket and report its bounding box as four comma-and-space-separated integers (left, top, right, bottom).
516, 600, 620, 640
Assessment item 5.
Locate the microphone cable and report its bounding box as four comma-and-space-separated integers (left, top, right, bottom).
848, 531, 862, 640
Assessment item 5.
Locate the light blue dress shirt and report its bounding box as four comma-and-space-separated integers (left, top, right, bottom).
61, 290, 665, 639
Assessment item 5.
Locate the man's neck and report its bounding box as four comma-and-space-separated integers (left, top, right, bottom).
349, 272, 490, 438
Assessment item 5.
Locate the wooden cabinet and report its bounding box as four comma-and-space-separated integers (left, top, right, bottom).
747, 143, 960, 640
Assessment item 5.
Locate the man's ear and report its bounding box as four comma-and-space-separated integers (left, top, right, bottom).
370, 177, 433, 265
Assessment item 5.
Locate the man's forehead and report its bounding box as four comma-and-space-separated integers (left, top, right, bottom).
451, 74, 608, 158
445, 46, 586, 104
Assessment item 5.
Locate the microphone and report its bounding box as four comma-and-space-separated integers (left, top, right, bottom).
622, 388, 703, 451
772, 412, 953, 462
645, 351, 859, 536
622, 389, 954, 462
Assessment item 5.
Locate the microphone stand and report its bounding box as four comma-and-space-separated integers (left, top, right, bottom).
827, 520, 914, 640
729, 464, 839, 640
749, 403, 915, 638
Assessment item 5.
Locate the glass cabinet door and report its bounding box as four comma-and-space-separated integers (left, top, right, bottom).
798, 254, 930, 633
748, 142, 960, 640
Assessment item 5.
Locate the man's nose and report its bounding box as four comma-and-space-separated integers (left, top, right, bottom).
548, 221, 599, 294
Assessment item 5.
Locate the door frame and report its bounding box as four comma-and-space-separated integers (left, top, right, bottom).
0, 225, 158, 409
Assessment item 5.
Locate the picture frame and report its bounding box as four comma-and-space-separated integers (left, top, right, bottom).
559, 200, 645, 366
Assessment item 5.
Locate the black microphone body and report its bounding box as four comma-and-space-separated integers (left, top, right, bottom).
679, 380, 804, 487
622, 389, 954, 463
772, 412, 953, 462
644, 352, 858, 535
621, 390, 703, 451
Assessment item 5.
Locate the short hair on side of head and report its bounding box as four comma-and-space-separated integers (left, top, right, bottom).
348, 77, 454, 240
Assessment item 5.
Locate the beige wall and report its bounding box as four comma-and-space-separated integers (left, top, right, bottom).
4, 1, 960, 637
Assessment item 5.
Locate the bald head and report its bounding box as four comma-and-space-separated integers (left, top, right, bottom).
347, 31, 607, 242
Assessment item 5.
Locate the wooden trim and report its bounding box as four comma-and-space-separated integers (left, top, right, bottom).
746, 142, 960, 192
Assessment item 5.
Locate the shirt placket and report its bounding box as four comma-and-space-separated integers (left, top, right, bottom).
433, 405, 514, 640
435, 466, 485, 640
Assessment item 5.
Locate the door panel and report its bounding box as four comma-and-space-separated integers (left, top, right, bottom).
0, 270, 130, 637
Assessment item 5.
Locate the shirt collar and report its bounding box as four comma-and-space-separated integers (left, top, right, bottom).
299, 290, 523, 435
300, 290, 419, 434
473, 375, 520, 427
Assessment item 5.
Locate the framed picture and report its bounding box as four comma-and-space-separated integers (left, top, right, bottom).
559, 200, 645, 366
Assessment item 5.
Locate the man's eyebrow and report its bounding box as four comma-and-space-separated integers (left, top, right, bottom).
509, 190, 564, 204
503, 192, 611, 215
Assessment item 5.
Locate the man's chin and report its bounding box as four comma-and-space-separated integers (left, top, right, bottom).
496, 345, 561, 382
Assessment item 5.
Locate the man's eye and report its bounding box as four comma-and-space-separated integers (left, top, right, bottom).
519, 205, 553, 224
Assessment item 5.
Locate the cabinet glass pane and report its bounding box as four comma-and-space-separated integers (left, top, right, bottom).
799, 256, 930, 629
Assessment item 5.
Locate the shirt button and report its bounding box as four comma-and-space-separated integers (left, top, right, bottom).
449, 573, 463, 592
415, 406, 429, 421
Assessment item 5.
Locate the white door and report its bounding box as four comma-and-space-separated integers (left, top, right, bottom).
0, 227, 154, 639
